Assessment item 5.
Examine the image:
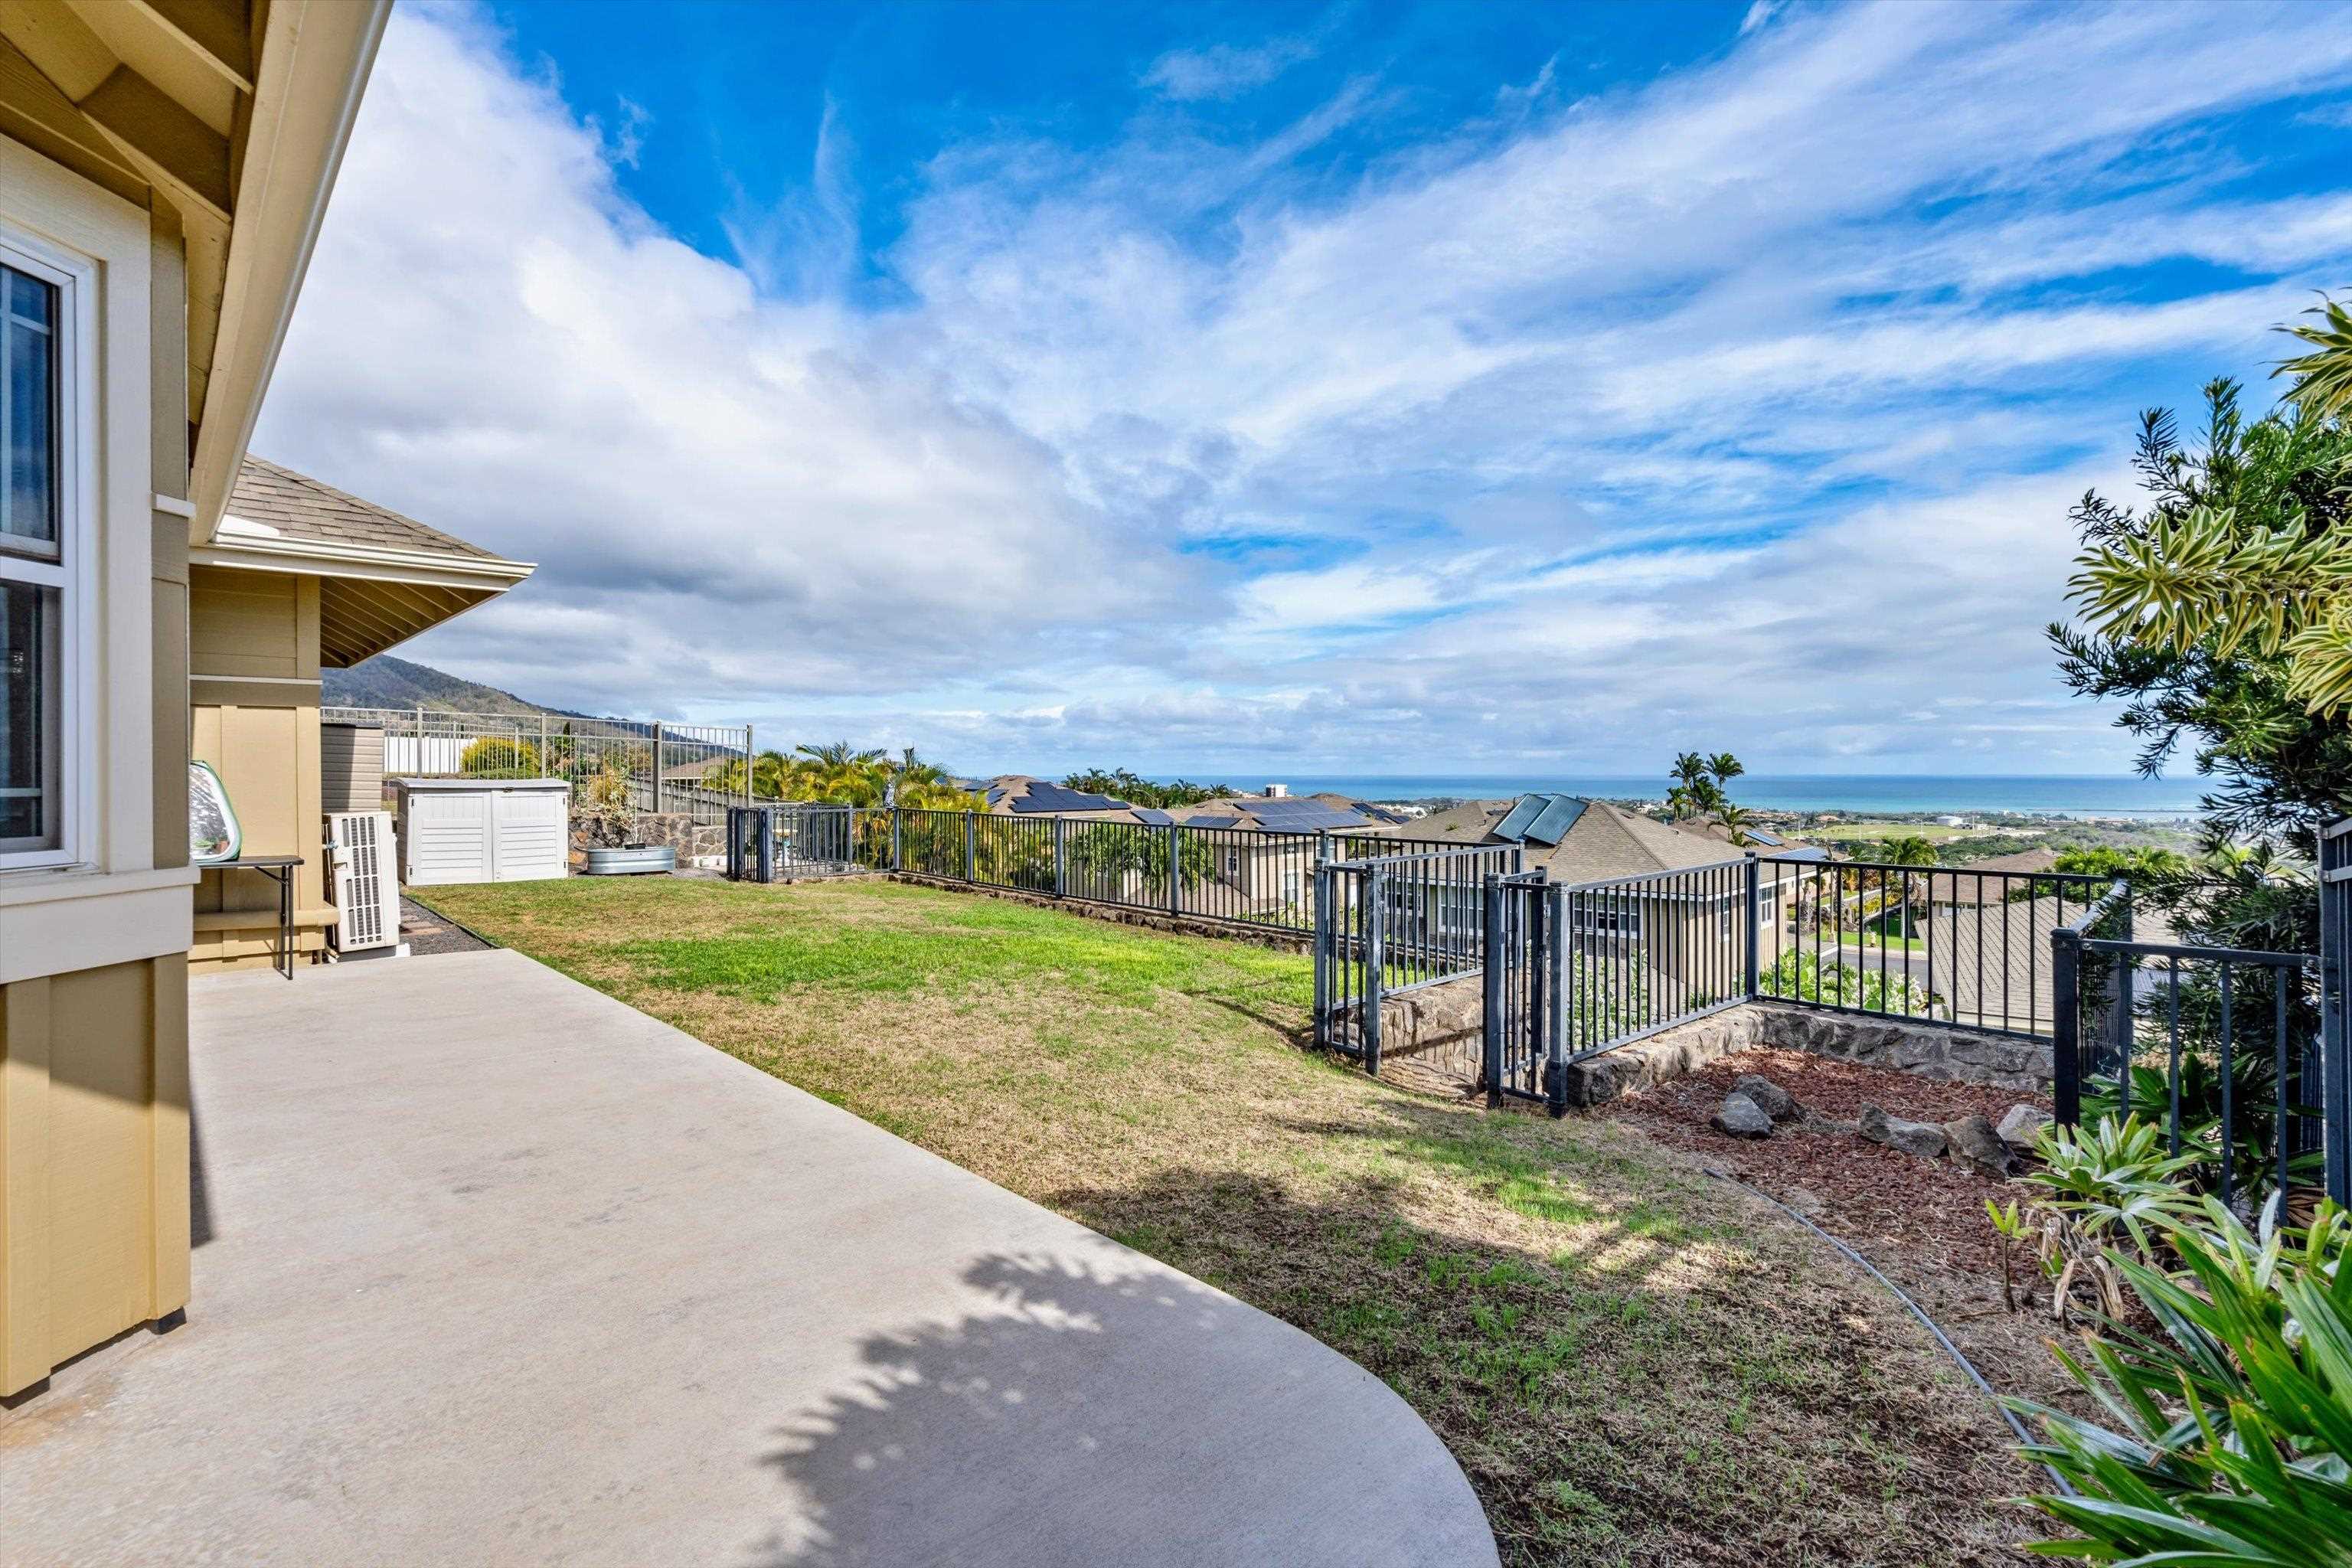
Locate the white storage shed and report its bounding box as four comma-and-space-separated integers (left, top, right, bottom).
392, 778, 572, 886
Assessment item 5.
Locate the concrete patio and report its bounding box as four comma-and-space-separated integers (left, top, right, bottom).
0, 949, 1494, 1567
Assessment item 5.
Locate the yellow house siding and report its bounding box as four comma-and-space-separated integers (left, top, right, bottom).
190, 563, 312, 678
0, 953, 188, 1396
189, 566, 329, 969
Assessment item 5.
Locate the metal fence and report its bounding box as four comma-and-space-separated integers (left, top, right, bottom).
325, 706, 753, 825
2053, 877, 2331, 1207
727, 803, 877, 880
726, 803, 1462, 936
1311, 845, 1525, 1070
1755, 855, 2106, 1037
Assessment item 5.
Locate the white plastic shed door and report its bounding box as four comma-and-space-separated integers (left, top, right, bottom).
405, 789, 493, 885
488, 788, 567, 882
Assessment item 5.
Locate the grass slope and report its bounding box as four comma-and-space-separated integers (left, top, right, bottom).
423, 875, 2038, 1567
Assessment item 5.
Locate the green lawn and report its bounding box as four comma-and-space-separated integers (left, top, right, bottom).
422, 875, 2036, 1567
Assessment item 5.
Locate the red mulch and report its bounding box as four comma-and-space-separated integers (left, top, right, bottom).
1598, 1048, 2047, 1280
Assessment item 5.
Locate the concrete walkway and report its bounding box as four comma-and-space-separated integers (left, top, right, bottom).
0, 950, 1494, 1568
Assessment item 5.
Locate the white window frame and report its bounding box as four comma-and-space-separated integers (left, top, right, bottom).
0, 224, 94, 874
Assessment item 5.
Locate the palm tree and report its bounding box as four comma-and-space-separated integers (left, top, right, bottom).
1713, 802, 1756, 847
1668, 752, 1709, 818
1873, 835, 1938, 939
1707, 753, 1744, 792
794, 740, 886, 805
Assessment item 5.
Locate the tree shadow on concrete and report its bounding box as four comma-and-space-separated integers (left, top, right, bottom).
746, 1247, 1493, 1568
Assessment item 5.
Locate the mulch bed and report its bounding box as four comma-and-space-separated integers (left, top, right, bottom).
1598, 1047, 2043, 1279
1592, 1048, 2086, 1417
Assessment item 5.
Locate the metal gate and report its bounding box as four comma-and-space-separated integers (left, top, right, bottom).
726, 804, 861, 881
1481, 870, 1560, 1109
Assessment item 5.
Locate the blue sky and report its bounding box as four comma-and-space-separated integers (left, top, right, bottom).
253, 0, 2352, 782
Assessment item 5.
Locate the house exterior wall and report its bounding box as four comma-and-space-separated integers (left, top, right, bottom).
0, 137, 191, 1395
188, 565, 331, 969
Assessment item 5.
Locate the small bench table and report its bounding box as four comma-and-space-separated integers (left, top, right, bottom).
209, 854, 305, 979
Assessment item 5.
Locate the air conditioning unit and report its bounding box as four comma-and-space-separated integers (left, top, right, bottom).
326, 810, 407, 958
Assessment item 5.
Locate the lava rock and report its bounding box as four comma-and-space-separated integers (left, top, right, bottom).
1733, 1073, 1802, 1123
1995, 1104, 2052, 1153
1711, 1092, 1775, 1139
1859, 1103, 1949, 1158
1942, 1114, 2022, 1180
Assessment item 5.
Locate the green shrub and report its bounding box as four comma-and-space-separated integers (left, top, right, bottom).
459, 735, 540, 776
2014, 1187, 2352, 1562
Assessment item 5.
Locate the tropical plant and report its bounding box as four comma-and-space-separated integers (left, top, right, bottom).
1713, 802, 1756, 847
2050, 844, 2195, 884
1759, 949, 1929, 1013
2012, 1192, 2352, 1563
2275, 289, 2352, 423
1060, 768, 1237, 809
1706, 753, 1744, 792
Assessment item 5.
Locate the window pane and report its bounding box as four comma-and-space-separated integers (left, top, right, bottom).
8, 267, 50, 327
2, 263, 55, 553
0, 578, 57, 850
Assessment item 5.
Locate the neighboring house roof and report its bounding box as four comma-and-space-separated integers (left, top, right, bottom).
1370, 795, 1751, 884
982, 776, 1171, 824
1926, 846, 2073, 906
197, 458, 534, 668
1172, 795, 1405, 834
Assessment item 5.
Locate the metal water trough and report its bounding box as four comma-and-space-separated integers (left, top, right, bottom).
582, 844, 675, 877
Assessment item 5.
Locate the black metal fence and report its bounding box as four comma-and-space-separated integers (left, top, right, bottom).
1756, 855, 2106, 1037
727, 802, 1450, 936
1311, 845, 1524, 1070
2053, 878, 2331, 1206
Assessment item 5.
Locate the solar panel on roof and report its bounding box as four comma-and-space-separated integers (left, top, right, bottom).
1524, 796, 1586, 846
1013, 782, 1128, 813
1491, 792, 1589, 845
1187, 814, 1243, 828
1133, 808, 1173, 826
1491, 795, 1548, 841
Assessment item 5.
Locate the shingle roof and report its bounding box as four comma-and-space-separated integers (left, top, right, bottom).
1368, 795, 1746, 882
227, 457, 501, 560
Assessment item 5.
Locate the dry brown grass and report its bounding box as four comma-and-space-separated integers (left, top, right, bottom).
423, 875, 2044, 1566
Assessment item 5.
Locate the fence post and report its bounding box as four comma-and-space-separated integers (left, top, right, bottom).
1544, 883, 1568, 1117
1167, 822, 1181, 916
651, 721, 665, 815
742, 724, 754, 807
1312, 860, 1331, 1051
2322, 821, 2350, 1205
1054, 817, 1067, 900
2051, 925, 2082, 1129
965, 810, 976, 882
1743, 854, 1761, 1000
890, 807, 902, 872
539, 714, 549, 778
1481, 872, 1504, 1109
1364, 865, 1385, 1077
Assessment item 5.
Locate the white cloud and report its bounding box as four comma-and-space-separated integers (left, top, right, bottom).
256, 0, 2352, 775
1142, 35, 1320, 101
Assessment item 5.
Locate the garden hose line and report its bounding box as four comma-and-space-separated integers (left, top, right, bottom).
1700, 1166, 2076, 1498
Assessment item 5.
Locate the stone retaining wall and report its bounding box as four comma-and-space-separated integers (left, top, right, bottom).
1555, 1001, 2054, 1107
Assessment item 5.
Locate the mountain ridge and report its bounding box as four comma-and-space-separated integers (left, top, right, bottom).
322, 654, 586, 717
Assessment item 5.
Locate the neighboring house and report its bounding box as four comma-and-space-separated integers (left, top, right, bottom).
1923, 846, 2064, 907
982, 774, 1171, 825
1370, 793, 1805, 956
1171, 792, 1414, 919
191, 459, 530, 969
1923, 893, 2179, 1037
0, 0, 390, 1396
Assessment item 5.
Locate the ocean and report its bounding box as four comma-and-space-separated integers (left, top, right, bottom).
1259, 774, 2203, 818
